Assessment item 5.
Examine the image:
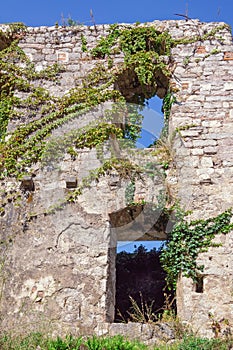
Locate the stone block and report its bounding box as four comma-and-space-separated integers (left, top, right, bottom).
42, 48, 55, 54
224, 82, 233, 90
203, 147, 218, 154
202, 120, 222, 128
44, 54, 57, 61
193, 139, 217, 147
191, 148, 204, 155
180, 129, 201, 137
109, 323, 142, 338
197, 167, 214, 176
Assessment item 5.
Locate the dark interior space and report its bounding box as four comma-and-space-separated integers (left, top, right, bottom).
115, 244, 175, 322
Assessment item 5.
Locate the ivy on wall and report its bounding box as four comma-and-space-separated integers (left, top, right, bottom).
91, 25, 172, 85
0, 21, 232, 294
160, 208, 233, 289
0, 23, 173, 178
0, 22, 228, 177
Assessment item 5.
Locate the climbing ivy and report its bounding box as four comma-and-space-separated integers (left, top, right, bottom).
91, 24, 121, 58
160, 208, 233, 289
0, 30, 63, 143
0, 22, 27, 51
71, 158, 142, 196
119, 27, 171, 56
41, 122, 124, 167
91, 25, 172, 86
0, 22, 228, 178
0, 87, 123, 177
173, 23, 229, 46
91, 25, 171, 59
1, 23, 231, 290
125, 180, 136, 205
162, 91, 176, 120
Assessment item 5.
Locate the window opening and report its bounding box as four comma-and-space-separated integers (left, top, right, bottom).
136, 96, 164, 149
113, 66, 169, 150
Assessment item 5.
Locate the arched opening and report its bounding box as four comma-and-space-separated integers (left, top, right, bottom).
114, 67, 169, 104
107, 204, 175, 323
113, 66, 169, 148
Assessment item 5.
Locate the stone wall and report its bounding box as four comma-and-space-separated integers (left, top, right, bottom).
168, 22, 233, 337
0, 19, 233, 338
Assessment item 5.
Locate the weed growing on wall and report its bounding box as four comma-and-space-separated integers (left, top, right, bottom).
91, 25, 172, 85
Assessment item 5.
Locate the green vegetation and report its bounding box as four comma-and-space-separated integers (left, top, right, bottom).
81, 33, 88, 52
0, 334, 146, 350
155, 335, 233, 350
91, 25, 171, 85
1, 23, 156, 177
160, 208, 233, 289
0, 22, 228, 178
0, 333, 232, 350
0, 21, 232, 315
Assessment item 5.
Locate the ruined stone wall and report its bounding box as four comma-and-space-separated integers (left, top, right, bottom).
168, 24, 233, 337
0, 20, 233, 339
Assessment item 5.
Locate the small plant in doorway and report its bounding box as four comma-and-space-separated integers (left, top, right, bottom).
127, 292, 157, 324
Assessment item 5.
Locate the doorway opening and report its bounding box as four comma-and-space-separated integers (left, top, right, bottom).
108, 204, 175, 323
115, 241, 168, 322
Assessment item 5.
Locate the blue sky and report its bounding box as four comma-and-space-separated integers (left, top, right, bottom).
1, 1, 232, 147
1, 0, 233, 28
117, 240, 164, 253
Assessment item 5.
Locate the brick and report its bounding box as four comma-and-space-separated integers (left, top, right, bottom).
197, 167, 214, 176
182, 83, 189, 90
202, 120, 222, 127
57, 52, 69, 62
224, 52, 233, 60
201, 157, 214, 168
191, 149, 204, 156
196, 46, 206, 54
180, 130, 201, 137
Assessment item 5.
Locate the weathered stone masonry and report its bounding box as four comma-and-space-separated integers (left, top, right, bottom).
0, 20, 233, 339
